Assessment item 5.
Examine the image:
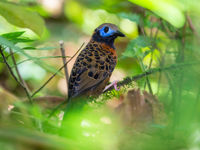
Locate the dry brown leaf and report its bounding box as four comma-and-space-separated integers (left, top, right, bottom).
107, 88, 167, 129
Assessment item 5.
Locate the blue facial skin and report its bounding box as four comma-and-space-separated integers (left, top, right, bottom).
99, 26, 115, 37
92, 25, 125, 48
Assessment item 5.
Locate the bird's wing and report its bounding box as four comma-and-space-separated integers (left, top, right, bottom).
68, 48, 111, 98
77, 68, 109, 96
68, 63, 110, 98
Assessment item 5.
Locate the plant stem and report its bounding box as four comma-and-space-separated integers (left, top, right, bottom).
104, 61, 200, 92
31, 43, 85, 98
0, 46, 32, 103
9, 48, 30, 93
59, 41, 69, 96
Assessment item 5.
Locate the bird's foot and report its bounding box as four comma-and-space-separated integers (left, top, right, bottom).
103, 80, 120, 92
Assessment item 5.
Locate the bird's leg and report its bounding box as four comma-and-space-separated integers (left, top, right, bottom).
103, 80, 120, 92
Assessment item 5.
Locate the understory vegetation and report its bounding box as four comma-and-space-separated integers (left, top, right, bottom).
0, 0, 200, 150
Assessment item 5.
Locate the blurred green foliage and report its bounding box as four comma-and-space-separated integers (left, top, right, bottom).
0, 0, 200, 150
0, 1, 45, 37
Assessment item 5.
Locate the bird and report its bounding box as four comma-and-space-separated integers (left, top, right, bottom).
68, 23, 125, 99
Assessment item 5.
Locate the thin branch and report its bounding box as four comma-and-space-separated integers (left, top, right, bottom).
156, 48, 165, 95
59, 41, 69, 96
138, 56, 153, 94
186, 13, 198, 36
48, 61, 200, 118
104, 61, 200, 92
160, 20, 174, 39
138, 15, 153, 94
31, 43, 85, 98
9, 48, 30, 93
0, 46, 32, 103
146, 51, 154, 94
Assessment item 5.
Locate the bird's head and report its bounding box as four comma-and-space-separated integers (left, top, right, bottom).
92, 23, 125, 48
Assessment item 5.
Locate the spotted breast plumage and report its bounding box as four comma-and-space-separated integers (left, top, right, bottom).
68, 23, 125, 99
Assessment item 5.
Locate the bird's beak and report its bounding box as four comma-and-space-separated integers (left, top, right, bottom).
116, 30, 125, 37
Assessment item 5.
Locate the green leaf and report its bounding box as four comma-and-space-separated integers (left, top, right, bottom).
15, 56, 70, 67
1, 31, 34, 44
37, 46, 58, 50
118, 12, 140, 23
1, 31, 25, 39
129, 0, 185, 28
22, 46, 58, 51
0, 36, 62, 76
12, 37, 35, 43
122, 36, 150, 58
0, 2, 45, 37
0, 36, 21, 52
22, 46, 36, 50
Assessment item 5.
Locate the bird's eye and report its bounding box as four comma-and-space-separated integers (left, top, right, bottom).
104, 26, 109, 33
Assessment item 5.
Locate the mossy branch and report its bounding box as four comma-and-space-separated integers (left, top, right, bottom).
104, 61, 200, 92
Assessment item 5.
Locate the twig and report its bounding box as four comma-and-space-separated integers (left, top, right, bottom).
160, 20, 174, 39
0, 46, 32, 103
31, 43, 85, 98
156, 47, 165, 95
138, 15, 153, 94
48, 61, 200, 118
186, 13, 198, 36
147, 51, 153, 94
104, 61, 200, 92
59, 41, 69, 96
138, 56, 153, 94
9, 48, 30, 93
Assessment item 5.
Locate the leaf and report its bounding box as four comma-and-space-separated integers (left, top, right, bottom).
15, 56, 70, 67
0, 2, 45, 37
12, 37, 35, 44
22, 46, 58, 51
0, 36, 62, 76
0, 36, 21, 52
122, 36, 150, 58
129, 0, 185, 28
37, 46, 58, 50
22, 47, 36, 50
1, 31, 34, 44
118, 12, 140, 23
1, 31, 25, 39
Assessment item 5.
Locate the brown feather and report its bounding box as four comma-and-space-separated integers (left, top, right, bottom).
68, 40, 117, 98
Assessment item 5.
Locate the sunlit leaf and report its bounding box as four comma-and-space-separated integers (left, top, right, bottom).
129, 0, 185, 28
1, 31, 25, 39
0, 1, 45, 37
12, 38, 34, 44
0, 36, 62, 75
1, 31, 34, 43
